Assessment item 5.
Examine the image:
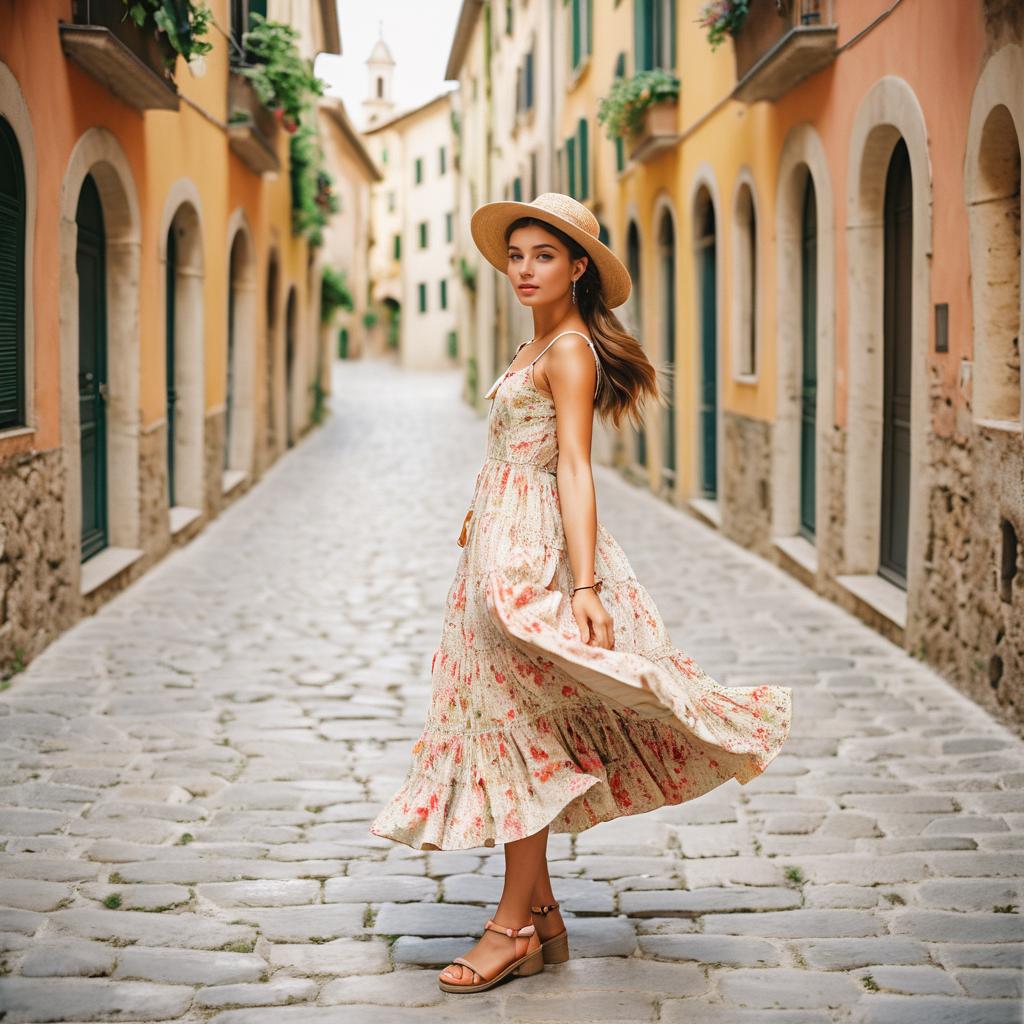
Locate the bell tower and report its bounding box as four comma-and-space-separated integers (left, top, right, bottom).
362, 23, 396, 128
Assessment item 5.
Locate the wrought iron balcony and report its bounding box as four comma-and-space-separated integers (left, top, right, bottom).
732, 0, 838, 104
59, 0, 180, 111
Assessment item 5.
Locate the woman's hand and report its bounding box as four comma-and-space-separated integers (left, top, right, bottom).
571, 589, 614, 649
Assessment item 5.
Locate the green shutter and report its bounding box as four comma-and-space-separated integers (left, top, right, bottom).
0, 117, 25, 430
571, 0, 581, 68
669, 0, 676, 69
635, 0, 653, 71
578, 118, 589, 199
566, 138, 576, 198
586, 0, 593, 57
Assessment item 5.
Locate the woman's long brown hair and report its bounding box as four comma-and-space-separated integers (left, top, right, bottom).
505, 216, 669, 432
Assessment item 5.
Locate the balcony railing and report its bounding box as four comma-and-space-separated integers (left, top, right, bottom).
227, 72, 281, 174
732, 0, 838, 103
59, 0, 180, 111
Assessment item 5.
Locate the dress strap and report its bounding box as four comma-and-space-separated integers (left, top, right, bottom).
528, 330, 601, 399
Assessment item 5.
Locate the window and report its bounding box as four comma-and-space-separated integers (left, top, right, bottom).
570, 0, 593, 71
506, 0, 513, 35
388, 191, 396, 212
439, 145, 446, 176
566, 137, 576, 198
393, 233, 401, 260
419, 221, 429, 249
381, 146, 388, 165
517, 49, 535, 114
440, 278, 448, 310
414, 157, 423, 184
0, 116, 26, 430
418, 282, 427, 313
530, 151, 538, 200
447, 330, 457, 359
513, 176, 523, 202
446, 211, 453, 243
635, 0, 675, 72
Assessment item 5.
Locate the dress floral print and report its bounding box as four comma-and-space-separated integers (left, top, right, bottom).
370, 333, 793, 851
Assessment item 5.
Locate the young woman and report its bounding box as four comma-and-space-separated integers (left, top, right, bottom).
370, 193, 793, 994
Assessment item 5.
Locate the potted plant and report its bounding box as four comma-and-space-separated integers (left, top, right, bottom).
596, 68, 680, 163
237, 13, 323, 131
121, 0, 213, 69
696, 0, 751, 51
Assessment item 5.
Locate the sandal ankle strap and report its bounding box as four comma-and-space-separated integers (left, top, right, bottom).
484, 918, 536, 938
530, 901, 560, 915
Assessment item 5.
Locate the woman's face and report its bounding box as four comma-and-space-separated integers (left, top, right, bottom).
506, 224, 588, 306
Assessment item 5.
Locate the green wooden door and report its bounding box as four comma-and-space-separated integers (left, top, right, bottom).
659, 214, 676, 489
0, 117, 26, 431
697, 202, 717, 498
880, 138, 913, 588
799, 174, 818, 540
285, 289, 295, 448
166, 225, 177, 506
626, 222, 645, 469
225, 253, 236, 470
77, 174, 108, 562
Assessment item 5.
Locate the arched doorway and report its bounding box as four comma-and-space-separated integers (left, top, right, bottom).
657, 209, 676, 492
162, 193, 204, 518
626, 220, 645, 471
225, 222, 255, 481
879, 137, 913, 588
76, 173, 107, 562
285, 286, 297, 448
799, 173, 818, 541
265, 252, 279, 453
58, 128, 142, 593
694, 190, 718, 499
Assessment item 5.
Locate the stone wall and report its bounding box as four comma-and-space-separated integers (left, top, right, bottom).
721, 411, 773, 557
915, 424, 1023, 731
0, 448, 74, 675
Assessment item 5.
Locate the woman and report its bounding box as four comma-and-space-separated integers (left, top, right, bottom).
369, 193, 793, 994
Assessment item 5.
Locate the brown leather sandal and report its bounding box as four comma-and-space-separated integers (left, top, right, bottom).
531, 900, 569, 964
438, 918, 544, 993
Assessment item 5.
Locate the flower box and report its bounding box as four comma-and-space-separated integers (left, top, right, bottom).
627, 99, 679, 164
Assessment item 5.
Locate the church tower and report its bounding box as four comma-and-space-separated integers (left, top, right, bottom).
362, 24, 396, 128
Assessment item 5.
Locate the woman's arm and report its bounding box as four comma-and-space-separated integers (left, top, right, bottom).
542, 338, 615, 650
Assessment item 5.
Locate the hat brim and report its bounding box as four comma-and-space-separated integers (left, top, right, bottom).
470, 201, 632, 309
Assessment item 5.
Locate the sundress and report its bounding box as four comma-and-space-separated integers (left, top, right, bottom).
369, 330, 793, 851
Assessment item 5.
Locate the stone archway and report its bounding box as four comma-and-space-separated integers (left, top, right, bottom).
225, 209, 256, 488
59, 127, 142, 594
688, 166, 724, 514
159, 181, 205, 525
965, 43, 1023, 427
730, 168, 761, 381
773, 123, 837, 569
843, 76, 932, 609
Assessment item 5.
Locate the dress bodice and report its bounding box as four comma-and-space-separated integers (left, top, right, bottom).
481, 331, 601, 475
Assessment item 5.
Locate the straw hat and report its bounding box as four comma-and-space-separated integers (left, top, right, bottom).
470, 192, 632, 308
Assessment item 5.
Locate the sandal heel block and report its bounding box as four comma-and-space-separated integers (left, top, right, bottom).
531, 900, 570, 965
541, 929, 569, 964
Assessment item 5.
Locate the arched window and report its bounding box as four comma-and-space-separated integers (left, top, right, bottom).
0, 115, 26, 430
734, 182, 757, 377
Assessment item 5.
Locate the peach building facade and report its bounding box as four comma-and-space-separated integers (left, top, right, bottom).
0, 0, 344, 676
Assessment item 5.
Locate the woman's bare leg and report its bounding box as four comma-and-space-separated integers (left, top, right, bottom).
528, 842, 566, 942
439, 825, 550, 986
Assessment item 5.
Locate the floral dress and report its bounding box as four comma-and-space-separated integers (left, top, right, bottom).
369, 330, 793, 851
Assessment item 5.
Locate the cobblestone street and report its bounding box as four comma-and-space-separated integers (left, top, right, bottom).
1, 357, 1022, 1023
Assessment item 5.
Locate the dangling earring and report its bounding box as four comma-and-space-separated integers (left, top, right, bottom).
571, 278, 576, 305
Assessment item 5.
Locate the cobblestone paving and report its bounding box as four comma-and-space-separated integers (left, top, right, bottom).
1, 358, 1022, 1023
